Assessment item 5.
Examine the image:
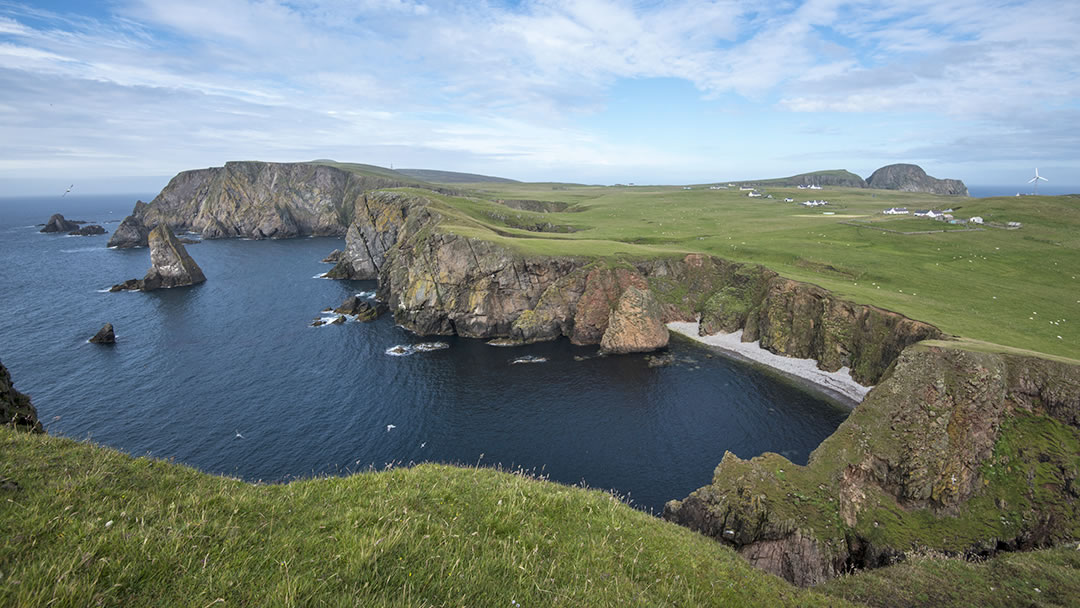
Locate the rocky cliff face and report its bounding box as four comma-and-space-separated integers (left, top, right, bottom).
108, 205, 151, 248
321, 191, 938, 382
110, 162, 413, 244
664, 345, 1080, 586
866, 164, 969, 196
1, 359, 42, 433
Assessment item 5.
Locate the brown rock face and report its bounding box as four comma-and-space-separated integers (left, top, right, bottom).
866, 163, 968, 196
1, 359, 42, 433
664, 345, 1080, 586
107, 210, 150, 248
600, 286, 669, 354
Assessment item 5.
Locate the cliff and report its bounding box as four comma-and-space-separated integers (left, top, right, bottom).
664, 344, 1080, 586
1, 359, 42, 433
108, 162, 417, 246
322, 191, 938, 383
866, 164, 969, 196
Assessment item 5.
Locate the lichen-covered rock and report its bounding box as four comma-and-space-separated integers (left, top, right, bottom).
1, 359, 42, 433
89, 323, 116, 344
664, 344, 1080, 586
321, 249, 343, 263
332, 295, 383, 321
107, 209, 150, 248
600, 286, 669, 354
866, 163, 968, 196
40, 213, 79, 233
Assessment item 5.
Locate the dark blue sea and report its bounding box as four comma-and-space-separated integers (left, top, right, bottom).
0, 194, 849, 513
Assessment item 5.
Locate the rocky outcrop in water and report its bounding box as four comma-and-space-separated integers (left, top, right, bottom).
866, 164, 969, 196
663, 345, 1080, 586
1, 359, 42, 433
332, 295, 383, 322
110, 225, 206, 291
108, 207, 151, 248
69, 225, 106, 236
89, 323, 116, 344
40, 214, 79, 233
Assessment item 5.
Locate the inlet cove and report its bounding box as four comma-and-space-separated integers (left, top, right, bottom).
2, 161, 1078, 607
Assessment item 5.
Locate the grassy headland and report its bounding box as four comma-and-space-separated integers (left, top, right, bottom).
0, 427, 842, 607
396, 180, 1078, 360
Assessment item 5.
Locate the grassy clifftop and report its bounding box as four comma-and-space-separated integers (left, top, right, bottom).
0, 428, 841, 607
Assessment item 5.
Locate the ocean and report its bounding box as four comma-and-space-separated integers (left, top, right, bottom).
0, 194, 849, 513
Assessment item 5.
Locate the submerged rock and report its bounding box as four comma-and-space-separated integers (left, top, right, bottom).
89, 323, 116, 344
1, 359, 42, 433
109, 225, 206, 291
107, 212, 151, 248
40, 213, 79, 233
68, 224, 107, 236
332, 295, 384, 322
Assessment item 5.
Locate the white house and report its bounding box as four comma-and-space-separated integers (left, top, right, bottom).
883, 207, 909, 215
970, 216, 984, 224
784, 197, 794, 202
748, 191, 763, 198
739, 186, 754, 191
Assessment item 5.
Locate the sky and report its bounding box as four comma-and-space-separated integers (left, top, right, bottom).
1, 0, 1079, 194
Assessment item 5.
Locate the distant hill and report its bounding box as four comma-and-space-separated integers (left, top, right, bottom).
866, 164, 969, 196
396, 168, 519, 184
735, 170, 867, 189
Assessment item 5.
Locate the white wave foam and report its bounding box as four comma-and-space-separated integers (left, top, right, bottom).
355, 291, 375, 299
511, 355, 547, 364
62, 247, 105, 253
312, 273, 330, 279
95, 288, 112, 293
385, 342, 450, 356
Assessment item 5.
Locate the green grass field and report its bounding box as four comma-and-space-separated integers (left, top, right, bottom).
398, 180, 1079, 360
0, 428, 843, 607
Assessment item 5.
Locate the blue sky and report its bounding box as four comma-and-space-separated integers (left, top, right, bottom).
1, 0, 1079, 194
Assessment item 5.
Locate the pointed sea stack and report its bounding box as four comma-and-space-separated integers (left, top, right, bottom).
40, 213, 79, 233
110, 225, 206, 291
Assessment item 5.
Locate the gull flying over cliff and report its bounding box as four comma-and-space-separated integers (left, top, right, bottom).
62, 184, 73, 197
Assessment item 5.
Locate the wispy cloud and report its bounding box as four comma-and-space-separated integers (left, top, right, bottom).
0, 0, 1078, 187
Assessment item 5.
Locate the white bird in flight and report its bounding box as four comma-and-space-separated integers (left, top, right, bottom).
420, 442, 426, 448
235, 430, 245, 439
386, 424, 396, 431
62, 184, 73, 197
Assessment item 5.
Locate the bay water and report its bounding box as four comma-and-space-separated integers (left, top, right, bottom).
0, 194, 848, 513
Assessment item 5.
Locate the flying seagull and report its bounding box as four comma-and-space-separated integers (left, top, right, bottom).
62, 184, 73, 197
386, 424, 396, 431
1028, 168, 1048, 194
235, 430, 245, 439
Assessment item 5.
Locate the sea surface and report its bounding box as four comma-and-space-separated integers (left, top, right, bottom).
0, 194, 849, 513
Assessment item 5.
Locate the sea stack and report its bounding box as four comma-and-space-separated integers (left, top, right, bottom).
107, 212, 151, 248
110, 225, 206, 291
89, 323, 116, 344
69, 224, 107, 236
40, 213, 79, 233
866, 164, 969, 196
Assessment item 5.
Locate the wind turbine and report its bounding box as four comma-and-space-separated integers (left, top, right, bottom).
1028, 168, 1048, 195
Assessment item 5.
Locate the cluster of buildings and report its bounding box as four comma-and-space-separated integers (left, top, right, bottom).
881, 207, 1022, 228
797, 184, 823, 190
801, 199, 829, 207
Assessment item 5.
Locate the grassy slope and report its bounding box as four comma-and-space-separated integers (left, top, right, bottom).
0, 428, 843, 608
821, 545, 1080, 608
402, 182, 1078, 360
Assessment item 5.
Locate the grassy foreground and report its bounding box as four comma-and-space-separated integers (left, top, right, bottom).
0, 428, 841, 607
400, 181, 1078, 360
